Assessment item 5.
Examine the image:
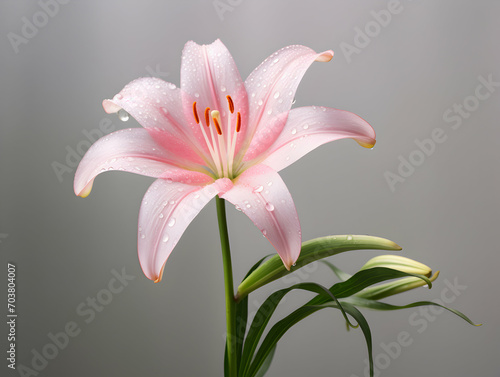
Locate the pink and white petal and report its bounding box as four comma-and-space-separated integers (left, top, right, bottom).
240, 45, 334, 161
259, 106, 376, 172
74, 128, 210, 197
180, 39, 249, 146
102, 77, 207, 164
221, 165, 301, 269
138, 178, 234, 282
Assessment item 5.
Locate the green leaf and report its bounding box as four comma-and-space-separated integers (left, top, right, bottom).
253, 345, 276, 377
342, 296, 481, 326
306, 267, 432, 307
320, 260, 352, 281
237, 235, 402, 300
246, 301, 374, 377
235, 255, 272, 372
239, 282, 351, 377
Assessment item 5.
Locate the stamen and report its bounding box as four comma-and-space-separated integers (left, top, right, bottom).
204, 107, 211, 127
192, 102, 200, 124
236, 112, 241, 133
212, 112, 223, 135
226, 95, 234, 114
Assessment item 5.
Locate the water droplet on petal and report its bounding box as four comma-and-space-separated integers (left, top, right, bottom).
194, 92, 200, 97
258, 99, 263, 106
168, 218, 176, 227
221, 85, 226, 92
168, 83, 176, 89
140, 234, 145, 239
117, 109, 129, 122
262, 229, 267, 236
159, 213, 164, 219
292, 263, 297, 267
235, 205, 242, 211
267, 181, 273, 186
246, 204, 251, 209
253, 185, 264, 193
265, 203, 275, 212
162, 235, 169, 243
303, 123, 309, 130
291, 128, 297, 135
273, 91, 280, 99
291, 98, 296, 105
114, 93, 123, 100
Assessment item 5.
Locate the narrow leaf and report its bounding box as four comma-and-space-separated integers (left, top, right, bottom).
342, 296, 481, 326
237, 235, 402, 300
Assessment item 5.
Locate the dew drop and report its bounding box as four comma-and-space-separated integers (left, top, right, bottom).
265, 202, 275, 212
253, 185, 264, 193
292, 263, 297, 267
257, 99, 263, 106
160, 107, 169, 116
162, 235, 169, 243
291, 128, 297, 135
303, 123, 309, 130
347, 235, 353, 241
168, 218, 176, 227
159, 213, 164, 219
267, 109, 273, 115
168, 83, 176, 89
235, 205, 242, 211
273, 91, 280, 99
262, 229, 267, 236
140, 234, 146, 239
246, 204, 251, 209
117, 109, 129, 122
273, 58, 280, 64
267, 181, 273, 186
291, 98, 296, 105
221, 85, 227, 92
114, 93, 123, 100
194, 92, 200, 97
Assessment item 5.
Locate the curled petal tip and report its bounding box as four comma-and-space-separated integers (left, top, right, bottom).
356, 139, 376, 149
153, 263, 166, 283
77, 181, 94, 198
315, 50, 334, 62
102, 99, 121, 114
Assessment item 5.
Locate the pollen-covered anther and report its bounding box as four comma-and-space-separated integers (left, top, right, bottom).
226, 95, 234, 114
211, 110, 223, 135
192, 102, 200, 124
236, 112, 241, 133
204, 107, 211, 127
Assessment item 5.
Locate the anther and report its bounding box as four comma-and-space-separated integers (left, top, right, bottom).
213, 117, 222, 135
204, 107, 211, 127
236, 112, 241, 133
226, 95, 234, 114
192, 102, 200, 124
211, 110, 223, 135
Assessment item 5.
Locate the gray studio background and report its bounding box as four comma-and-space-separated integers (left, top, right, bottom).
1, 1, 499, 376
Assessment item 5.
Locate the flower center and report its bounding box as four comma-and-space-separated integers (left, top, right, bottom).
192, 95, 242, 179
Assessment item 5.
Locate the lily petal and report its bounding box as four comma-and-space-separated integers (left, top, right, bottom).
180, 39, 249, 150
74, 128, 211, 197
259, 106, 376, 172
138, 178, 233, 282
102, 77, 207, 165
221, 164, 301, 269
241, 45, 334, 161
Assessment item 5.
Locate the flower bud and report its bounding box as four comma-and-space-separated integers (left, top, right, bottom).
360, 255, 432, 277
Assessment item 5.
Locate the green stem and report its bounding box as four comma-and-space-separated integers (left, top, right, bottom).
216, 196, 237, 377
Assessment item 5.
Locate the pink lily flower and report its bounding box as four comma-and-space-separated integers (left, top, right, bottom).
74, 40, 375, 283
